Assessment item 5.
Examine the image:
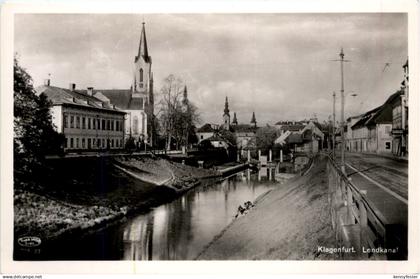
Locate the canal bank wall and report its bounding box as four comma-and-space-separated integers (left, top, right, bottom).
14, 155, 224, 252
197, 155, 338, 260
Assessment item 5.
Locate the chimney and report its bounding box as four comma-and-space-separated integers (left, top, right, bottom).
44, 79, 50, 86
87, 87, 94, 96
69, 83, 76, 91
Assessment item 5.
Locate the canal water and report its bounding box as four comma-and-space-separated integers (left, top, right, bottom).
16, 167, 287, 260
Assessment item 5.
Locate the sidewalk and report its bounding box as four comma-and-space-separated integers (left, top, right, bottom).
346, 151, 408, 163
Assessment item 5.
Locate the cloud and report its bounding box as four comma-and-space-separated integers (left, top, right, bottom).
14, 13, 407, 125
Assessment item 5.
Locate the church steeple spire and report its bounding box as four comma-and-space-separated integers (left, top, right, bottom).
224, 96, 230, 116
250, 111, 257, 127
136, 22, 150, 63
223, 96, 230, 130
232, 112, 238, 125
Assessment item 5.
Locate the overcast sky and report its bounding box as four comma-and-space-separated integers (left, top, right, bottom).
15, 13, 407, 126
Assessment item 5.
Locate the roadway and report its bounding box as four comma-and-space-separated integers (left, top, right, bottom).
342, 152, 408, 227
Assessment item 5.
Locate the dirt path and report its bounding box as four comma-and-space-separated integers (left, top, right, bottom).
197, 155, 338, 260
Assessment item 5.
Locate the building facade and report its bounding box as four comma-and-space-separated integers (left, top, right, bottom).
349, 92, 399, 154
196, 123, 218, 143
391, 59, 409, 157
36, 83, 126, 151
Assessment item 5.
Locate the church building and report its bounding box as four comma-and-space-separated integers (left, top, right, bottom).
78, 22, 155, 146
98, 22, 154, 146
222, 97, 258, 151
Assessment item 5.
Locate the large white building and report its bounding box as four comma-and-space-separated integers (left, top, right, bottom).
36, 82, 126, 151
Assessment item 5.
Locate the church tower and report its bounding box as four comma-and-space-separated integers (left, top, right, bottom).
133, 22, 152, 98
223, 96, 230, 130
132, 22, 154, 145
232, 112, 238, 125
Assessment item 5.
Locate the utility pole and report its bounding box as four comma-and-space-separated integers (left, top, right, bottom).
332, 91, 336, 159
339, 48, 346, 174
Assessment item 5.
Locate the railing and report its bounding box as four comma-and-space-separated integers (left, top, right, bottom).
324, 153, 387, 259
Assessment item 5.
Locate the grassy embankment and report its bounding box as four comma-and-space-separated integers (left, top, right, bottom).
14, 155, 219, 242
197, 155, 338, 260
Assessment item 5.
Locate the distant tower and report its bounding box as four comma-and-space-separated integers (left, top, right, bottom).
182, 85, 189, 112
232, 112, 238, 125
223, 96, 230, 130
250, 111, 257, 127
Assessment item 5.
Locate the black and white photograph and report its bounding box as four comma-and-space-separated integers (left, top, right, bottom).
1, 1, 419, 276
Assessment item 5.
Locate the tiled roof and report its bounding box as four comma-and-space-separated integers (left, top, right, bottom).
280, 124, 304, 132
286, 132, 303, 144
352, 90, 402, 129
233, 124, 257, 133
197, 123, 215, 133
35, 85, 125, 114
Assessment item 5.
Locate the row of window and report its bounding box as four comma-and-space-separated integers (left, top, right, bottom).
64, 137, 124, 149
63, 114, 124, 132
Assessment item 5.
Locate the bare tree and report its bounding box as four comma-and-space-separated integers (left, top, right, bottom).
157, 75, 200, 150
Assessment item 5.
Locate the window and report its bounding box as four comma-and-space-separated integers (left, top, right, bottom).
70, 138, 74, 148
93, 118, 96, 129
111, 120, 114, 131
93, 138, 96, 148
97, 139, 101, 148
88, 118, 91, 129
64, 137, 68, 148
82, 138, 85, 148
64, 114, 68, 128
111, 139, 114, 148
76, 138, 79, 148
393, 106, 402, 129
102, 119, 106, 130
107, 120, 110, 131
201, 135, 203, 139
82, 117, 86, 129
88, 138, 91, 149
133, 116, 139, 134
386, 142, 391, 149
76, 117, 80, 129
102, 139, 105, 148
139, 68, 143, 82
70, 116, 74, 128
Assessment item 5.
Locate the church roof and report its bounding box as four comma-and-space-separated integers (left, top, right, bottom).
77, 89, 147, 110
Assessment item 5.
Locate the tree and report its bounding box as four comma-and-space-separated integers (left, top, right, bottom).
256, 126, 278, 154
14, 56, 64, 189
157, 75, 200, 150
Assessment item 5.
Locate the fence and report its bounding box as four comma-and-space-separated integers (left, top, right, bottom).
325, 153, 387, 260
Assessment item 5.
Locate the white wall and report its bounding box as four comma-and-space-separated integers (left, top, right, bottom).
50, 105, 63, 132
377, 124, 393, 153
197, 132, 213, 143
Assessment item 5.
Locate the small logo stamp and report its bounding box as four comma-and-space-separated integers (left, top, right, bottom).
17, 236, 42, 248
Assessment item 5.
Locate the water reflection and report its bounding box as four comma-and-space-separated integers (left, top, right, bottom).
16, 167, 284, 260
121, 167, 277, 260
